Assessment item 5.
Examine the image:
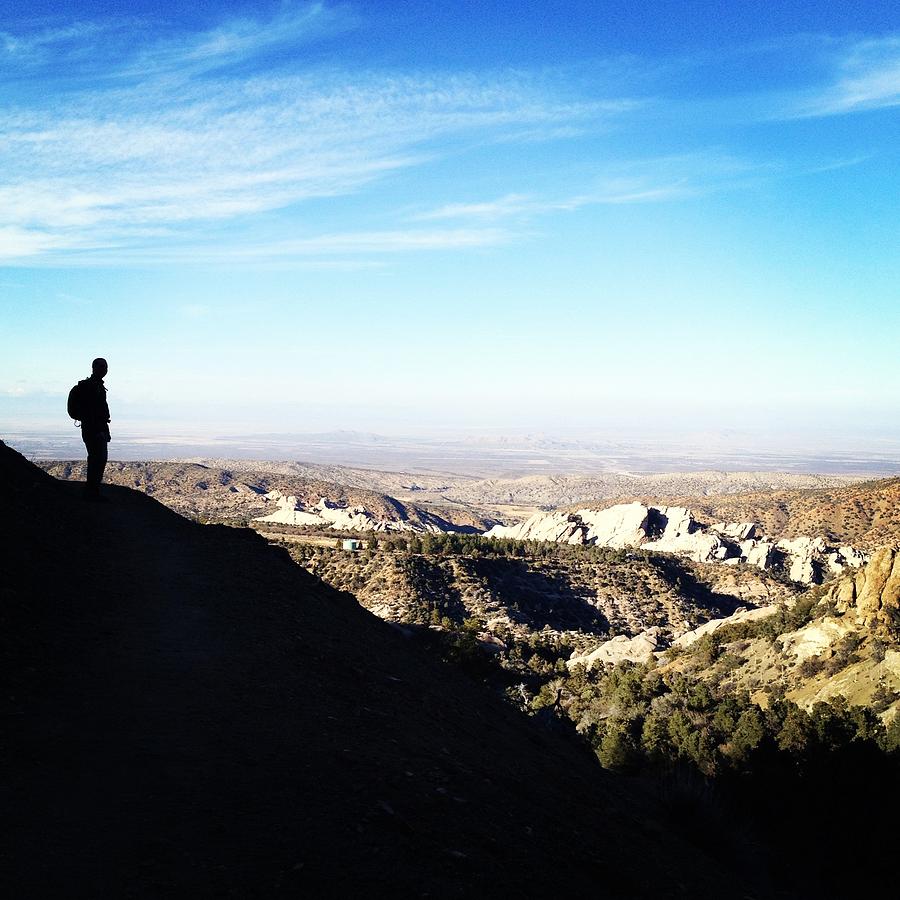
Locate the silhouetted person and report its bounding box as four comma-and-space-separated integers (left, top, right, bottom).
80, 357, 111, 501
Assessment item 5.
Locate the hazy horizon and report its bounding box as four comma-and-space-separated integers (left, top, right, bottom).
7, 423, 900, 479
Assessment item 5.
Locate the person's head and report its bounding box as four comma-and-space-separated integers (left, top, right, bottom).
92, 357, 108, 378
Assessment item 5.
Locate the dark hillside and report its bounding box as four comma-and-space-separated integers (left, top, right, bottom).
1, 441, 758, 898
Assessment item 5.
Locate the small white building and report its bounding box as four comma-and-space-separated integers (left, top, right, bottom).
342, 539, 363, 551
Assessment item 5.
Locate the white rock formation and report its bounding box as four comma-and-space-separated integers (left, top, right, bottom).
778, 617, 855, 662
644, 528, 724, 564
254, 491, 441, 533
485, 510, 588, 544
671, 605, 779, 649
484, 503, 867, 585
775, 536, 828, 584
774, 537, 867, 584
740, 540, 776, 570
577, 503, 655, 547
567, 628, 662, 669
712, 522, 757, 541
828, 545, 867, 574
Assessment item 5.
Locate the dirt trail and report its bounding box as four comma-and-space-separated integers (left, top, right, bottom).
1, 443, 758, 898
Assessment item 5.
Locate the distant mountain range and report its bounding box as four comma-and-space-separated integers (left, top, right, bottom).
13, 426, 900, 476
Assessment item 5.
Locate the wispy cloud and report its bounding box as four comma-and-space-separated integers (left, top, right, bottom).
785, 35, 900, 118
0, 226, 86, 261
244, 227, 512, 255
33, 227, 511, 268
0, 5, 622, 265
415, 184, 685, 222
0, 4, 353, 76
0, 21, 116, 62
413, 153, 773, 224
417, 194, 539, 221
123, 3, 359, 77
3, 6, 883, 268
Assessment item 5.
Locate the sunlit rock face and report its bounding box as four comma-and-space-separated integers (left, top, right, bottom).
567, 628, 662, 669
671, 605, 781, 650
254, 491, 443, 533
485, 503, 867, 585
826, 545, 900, 634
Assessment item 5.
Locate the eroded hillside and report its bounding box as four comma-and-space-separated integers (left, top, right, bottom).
171, 457, 863, 508
662, 545, 900, 720
612, 477, 900, 551
282, 537, 797, 653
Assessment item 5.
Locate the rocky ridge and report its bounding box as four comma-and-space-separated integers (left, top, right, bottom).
662, 476, 900, 551
254, 490, 451, 533
825, 544, 900, 635
654, 547, 900, 722
485, 502, 866, 585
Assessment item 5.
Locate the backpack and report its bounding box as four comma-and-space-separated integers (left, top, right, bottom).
67, 380, 88, 424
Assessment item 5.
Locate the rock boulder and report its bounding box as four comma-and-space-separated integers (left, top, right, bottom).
825, 545, 900, 635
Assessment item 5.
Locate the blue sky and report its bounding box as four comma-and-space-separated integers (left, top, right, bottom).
1, 1, 898, 440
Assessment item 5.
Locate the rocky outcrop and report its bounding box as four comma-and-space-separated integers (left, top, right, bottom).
567, 628, 662, 669
485, 503, 867, 585
774, 537, 866, 584
824, 545, 900, 635
255, 491, 444, 533
483, 509, 588, 545
671, 605, 780, 649
712, 522, 757, 541
487, 503, 699, 550
779, 617, 856, 662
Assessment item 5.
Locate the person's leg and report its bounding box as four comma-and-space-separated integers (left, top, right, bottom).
83, 437, 98, 495
83, 436, 108, 497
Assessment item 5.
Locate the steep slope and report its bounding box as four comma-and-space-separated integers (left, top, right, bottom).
523, 557, 899, 900
0, 442, 751, 898
665, 549, 900, 721
285, 540, 795, 647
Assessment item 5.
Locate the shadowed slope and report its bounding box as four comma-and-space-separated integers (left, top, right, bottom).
1, 442, 754, 898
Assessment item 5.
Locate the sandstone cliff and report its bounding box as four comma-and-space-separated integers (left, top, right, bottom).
825, 544, 900, 636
